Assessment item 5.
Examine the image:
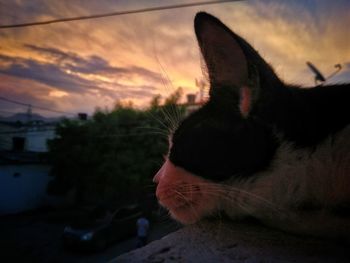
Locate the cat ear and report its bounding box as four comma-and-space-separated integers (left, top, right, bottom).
194, 12, 263, 117
195, 12, 248, 88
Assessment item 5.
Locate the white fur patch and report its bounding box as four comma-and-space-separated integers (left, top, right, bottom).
222, 125, 350, 238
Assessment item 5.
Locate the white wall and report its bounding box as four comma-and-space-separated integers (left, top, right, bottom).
0, 165, 53, 215
0, 123, 21, 150
0, 123, 56, 152
26, 129, 55, 152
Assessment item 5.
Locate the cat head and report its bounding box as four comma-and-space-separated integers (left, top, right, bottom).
154, 12, 281, 224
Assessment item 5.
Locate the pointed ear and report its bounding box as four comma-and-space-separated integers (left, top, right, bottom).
195, 12, 249, 88
194, 12, 260, 117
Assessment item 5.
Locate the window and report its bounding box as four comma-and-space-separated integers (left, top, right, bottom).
12, 137, 25, 151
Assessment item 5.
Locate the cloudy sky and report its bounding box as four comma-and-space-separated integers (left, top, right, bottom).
0, 0, 349, 117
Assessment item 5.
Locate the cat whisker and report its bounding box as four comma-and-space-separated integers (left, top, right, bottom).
162, 101, 184, 133
146, 104, 182, 137
173, 189, 202, 223
145, 110, 172, 133
162, 182, 287, 217
150, 59, 183, 132
173, 189, 194, 205
136, 125, 169, 135
136, 129, 168, 138
154, 41, 190, 132
204, 189, 287, 217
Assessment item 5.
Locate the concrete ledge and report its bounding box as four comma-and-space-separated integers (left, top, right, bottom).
113, 219, 349, 262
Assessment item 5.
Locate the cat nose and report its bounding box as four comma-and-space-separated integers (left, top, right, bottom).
153, 163, 166, 183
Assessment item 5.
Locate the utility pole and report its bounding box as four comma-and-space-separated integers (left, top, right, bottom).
26, 104, 32, 123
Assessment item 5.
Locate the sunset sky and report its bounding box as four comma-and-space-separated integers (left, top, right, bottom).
0, 0, 349, 118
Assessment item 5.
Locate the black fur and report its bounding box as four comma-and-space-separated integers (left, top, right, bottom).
168, 12, 350, 182
170, 94, 278, 181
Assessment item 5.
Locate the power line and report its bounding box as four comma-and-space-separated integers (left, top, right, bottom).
0, 0, 241, 29
0, 109, 20, 115
0, 96, 30, 107
0, 96, 75, 116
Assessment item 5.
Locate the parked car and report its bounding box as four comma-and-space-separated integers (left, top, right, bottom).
63, 204, 142, 251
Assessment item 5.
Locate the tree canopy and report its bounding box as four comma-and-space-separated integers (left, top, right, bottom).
47, 89, 185, 206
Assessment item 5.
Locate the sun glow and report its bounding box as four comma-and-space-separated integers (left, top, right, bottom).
49, 90, 68, 98
0, 0, 349, 115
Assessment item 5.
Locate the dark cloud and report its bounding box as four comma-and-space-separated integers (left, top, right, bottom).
0, 44, 163, 100
0, 54, 96, 94
0, 73, 62, 116
25, 44, 163, 82
24, 44, 85, 65
24, 45, 113, 75
118, 85, 159, 99
0, 50, 160, 109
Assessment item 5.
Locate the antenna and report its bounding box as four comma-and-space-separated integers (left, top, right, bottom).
326, 64, 342, 81
306, 62, 343, 85
27, 104, 32, 123
306, 61, 326, 85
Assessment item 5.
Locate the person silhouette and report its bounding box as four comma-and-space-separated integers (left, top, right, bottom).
136, 215, 150, 248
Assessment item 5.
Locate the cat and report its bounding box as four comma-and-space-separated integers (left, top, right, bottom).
153, 12, 350, 239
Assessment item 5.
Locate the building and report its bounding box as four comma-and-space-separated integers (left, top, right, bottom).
0, 120, 57, 215
183, 93, 206, 116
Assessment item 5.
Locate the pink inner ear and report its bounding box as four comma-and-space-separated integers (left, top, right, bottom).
239, 85, 251, 117
196, 16, 248, 87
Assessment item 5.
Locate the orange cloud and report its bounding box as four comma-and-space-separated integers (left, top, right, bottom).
0, 0, 349, 116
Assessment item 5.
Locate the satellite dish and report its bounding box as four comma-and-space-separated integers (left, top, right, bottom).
306, 61, 326, 84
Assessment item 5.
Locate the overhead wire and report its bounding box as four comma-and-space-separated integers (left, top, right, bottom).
0, 96, 75, 116
0, 0, 243, 119
0, 0, 242, 29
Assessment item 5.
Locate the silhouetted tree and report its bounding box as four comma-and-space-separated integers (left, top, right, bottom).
47, 90, 184, 205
